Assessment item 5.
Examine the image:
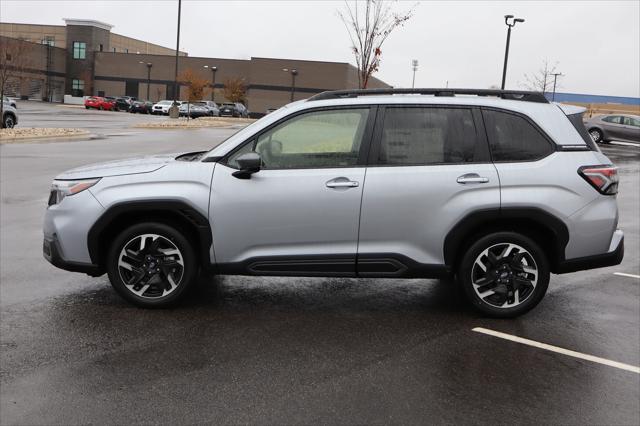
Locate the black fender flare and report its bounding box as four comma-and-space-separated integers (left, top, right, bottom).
87, 200, 213, 269
443, 207, 569, 272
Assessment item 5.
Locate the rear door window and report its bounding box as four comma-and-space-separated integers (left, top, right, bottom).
482, 109, 553, 162
376, 107, 481, 165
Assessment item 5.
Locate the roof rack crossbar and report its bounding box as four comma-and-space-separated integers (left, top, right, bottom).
307, 88, 549, 103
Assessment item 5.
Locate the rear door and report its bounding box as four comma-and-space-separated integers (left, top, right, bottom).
602, 115, 626, 140
357, 106, 500, 275
621, 116, 640, 142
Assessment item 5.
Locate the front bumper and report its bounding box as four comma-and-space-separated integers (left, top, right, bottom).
556, 230, 624, 274
43, 235, 103, 276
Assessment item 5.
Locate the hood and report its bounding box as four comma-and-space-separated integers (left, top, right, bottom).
56, 153, 181, 180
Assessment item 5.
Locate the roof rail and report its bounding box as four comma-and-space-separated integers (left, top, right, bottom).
307, 88, 549, 104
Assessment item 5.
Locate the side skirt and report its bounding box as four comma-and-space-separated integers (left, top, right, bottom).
214, 254, 451, 279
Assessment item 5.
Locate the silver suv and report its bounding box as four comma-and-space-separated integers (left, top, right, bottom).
43, 89, 624, 317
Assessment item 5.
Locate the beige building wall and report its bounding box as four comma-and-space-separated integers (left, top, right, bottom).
109, 33, 186, 56
0, 23, 66, 47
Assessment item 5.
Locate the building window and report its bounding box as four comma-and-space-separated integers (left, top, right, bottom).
42, 36, 55, 47
72, 79, 84, 97
72, 42, 86, 59
99, 44, 103, 52
113, 47, 116, 53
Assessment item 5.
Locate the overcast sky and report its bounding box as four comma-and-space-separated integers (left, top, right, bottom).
2, 0, 639, 97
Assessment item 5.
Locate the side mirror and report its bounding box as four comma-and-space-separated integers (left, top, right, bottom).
232, 152, 262, 179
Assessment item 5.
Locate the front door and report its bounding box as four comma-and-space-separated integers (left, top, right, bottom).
357, 106, 500, 275
210, 107, 374, 276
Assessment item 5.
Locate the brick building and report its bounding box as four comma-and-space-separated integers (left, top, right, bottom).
1, 19, 389, 112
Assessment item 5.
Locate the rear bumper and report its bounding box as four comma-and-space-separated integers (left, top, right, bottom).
43, 235, 103, 276
555, 230, 624, 274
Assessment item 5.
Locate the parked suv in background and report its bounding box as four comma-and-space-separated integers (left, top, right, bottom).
584, 114, 640, 144
152, 100, 178, 115
219, 102, 248, 118
43, 89, 623, 317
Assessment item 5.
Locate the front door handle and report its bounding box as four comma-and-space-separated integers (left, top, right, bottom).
326, 177, 359, 188
457, 173, 489, 184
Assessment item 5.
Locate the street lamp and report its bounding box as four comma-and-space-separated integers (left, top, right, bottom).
139, 61, 152, 101
283, 68, 298, 102
172, 0, 182, 107
204, 65, 218, 102
551, 72, 563, 101
500, 14, 525, 90
411, 59, 418, 88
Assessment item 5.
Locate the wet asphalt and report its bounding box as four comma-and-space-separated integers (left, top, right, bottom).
1, 102, 639, 425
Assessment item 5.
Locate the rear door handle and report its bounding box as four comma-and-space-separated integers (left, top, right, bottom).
326, 177, 359, 188
457, 173, 489, 184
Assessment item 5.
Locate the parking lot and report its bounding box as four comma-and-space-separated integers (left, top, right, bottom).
1, 102, 639, 424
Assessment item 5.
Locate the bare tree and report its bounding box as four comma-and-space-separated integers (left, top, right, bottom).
179, 68, 208, 102
338, 0, 415, 89
522, 59, 559, 93
0, 37, 32, 125
222, 77, 247, 104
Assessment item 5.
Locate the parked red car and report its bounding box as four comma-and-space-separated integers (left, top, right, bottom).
84, 96, 115, 111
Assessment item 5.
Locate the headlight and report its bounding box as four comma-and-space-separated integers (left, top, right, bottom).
48, 178, 100, 206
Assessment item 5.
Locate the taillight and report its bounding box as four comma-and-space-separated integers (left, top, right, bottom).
578, 165, 618, 195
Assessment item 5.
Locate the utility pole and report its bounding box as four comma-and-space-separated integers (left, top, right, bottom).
204, 65, 217, 102
139, 62, 152, 101
501, 15, 525, 90
551, 72, 563, 101
411, 59, 418, 88
283, 68, 298, 102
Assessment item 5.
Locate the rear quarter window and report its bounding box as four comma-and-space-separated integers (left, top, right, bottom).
567, 112, 599, 151
482, 109, 553, 162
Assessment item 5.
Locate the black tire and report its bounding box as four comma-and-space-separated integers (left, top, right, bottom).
458, 232, 550, 318
106, 222, 199, 308
588, 128, 605, 144
2, 113, 16, 129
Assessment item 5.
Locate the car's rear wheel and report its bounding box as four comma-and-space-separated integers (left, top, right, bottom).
107, 223, 198, 308
458, 232, 549, 318
588, 128, 604, 144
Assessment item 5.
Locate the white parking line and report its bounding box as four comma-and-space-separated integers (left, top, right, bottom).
614, 272, 640, 279
472, 327, 640, 374
610, 141, 640, 148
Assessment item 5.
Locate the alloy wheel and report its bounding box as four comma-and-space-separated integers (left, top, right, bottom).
4, 116, 15, 128
589, 129, 602, 143
471, 243, 538, 308
117, 233, 185, 299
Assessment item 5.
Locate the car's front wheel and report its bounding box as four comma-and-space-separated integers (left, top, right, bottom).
458, 232, 549, 318
107, 223, 198, 308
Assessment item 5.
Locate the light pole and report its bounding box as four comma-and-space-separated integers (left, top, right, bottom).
283, 68, 298, 102
411, 59, 418, 88
139, 61, 152, 100
551, 72, 563, 101
204, 65, 217, 102
172, 0, 182, 106
500, 14, 525, 90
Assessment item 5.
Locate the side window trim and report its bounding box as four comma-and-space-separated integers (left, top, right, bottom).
223, 105, 378, 170
480, 107, 556, 163
367, 104, 491, 167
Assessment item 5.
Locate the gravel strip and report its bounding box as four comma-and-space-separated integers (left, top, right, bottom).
0, 128, 90, 143
134, 117, 255, 129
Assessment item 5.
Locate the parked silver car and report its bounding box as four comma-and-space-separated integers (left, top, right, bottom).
3, 96, 17, 109
43, 88, 623, 317
584, 114, 640, 144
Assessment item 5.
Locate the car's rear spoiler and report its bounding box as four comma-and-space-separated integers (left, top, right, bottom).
554, 103, 587, 116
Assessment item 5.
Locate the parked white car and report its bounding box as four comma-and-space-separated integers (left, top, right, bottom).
152, 100, 180, 115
